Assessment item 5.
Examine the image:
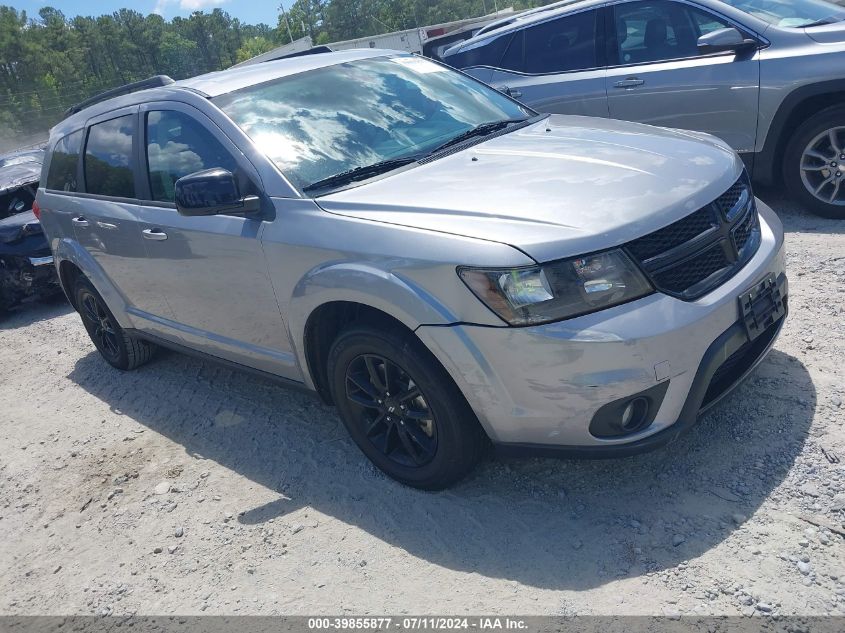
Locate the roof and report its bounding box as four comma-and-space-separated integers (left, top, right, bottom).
175, 48, 391, 96
54, 49, 397, 136
458, 0, 603, 45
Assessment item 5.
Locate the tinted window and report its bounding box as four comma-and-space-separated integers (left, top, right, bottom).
522, 11, 599, 74
614, 1, 732, 65
46, 131, 82, 192
215, 56, 531, 192
499, 30, 525, 71
146, 111, 238, 203
443, 35, 511, 69
84, 115, 135, 198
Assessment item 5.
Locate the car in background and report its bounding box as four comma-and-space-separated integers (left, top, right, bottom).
443, 0, 845, 218
0, 147, 60, 315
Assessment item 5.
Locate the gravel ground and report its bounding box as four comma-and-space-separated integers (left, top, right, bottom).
1, 191, 844, 617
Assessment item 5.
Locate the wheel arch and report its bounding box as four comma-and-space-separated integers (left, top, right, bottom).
289, 262, 464, 404
53, 238, 132, 327
756, 80, 845, 186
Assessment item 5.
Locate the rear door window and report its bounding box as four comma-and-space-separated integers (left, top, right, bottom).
521, 10, 600, 74
144, 110, 238, 203
84, 115, 136, 198
46, 130, 83, 192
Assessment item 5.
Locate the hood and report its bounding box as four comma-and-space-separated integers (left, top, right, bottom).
317, 115, 743, 262
805, 21, 845, 43
0, 163, 40, 194
0, 210, 42, 244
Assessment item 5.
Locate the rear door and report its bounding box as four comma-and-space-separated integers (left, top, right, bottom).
605, 0, 761, 152
133, 102, 295, 377
39, 129, 85, 258
75, 109, 172, 321
486, 8, 609, 117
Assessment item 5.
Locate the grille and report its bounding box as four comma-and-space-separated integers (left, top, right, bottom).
626, 172, 761, 301
626, 206, 717, 262
651, 244, 731, 295
732, 205, 757, 252
714, 173, 748, 218
701, 308, 783, 409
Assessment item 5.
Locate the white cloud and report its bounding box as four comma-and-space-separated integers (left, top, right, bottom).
179, 0, 229, 10
153, 0, 229, 15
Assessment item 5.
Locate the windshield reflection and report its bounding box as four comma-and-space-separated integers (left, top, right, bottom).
214, 55, 531, 191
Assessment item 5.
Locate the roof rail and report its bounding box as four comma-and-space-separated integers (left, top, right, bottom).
262, 45, 333, 63
63, 75, 175, 119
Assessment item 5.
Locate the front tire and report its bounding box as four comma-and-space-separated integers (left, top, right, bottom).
73, 276, 155, 370
328, 323, 487, 490
784, 106, 845, 219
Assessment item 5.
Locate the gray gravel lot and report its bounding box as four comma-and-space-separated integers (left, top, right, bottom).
1, 191, 844, 616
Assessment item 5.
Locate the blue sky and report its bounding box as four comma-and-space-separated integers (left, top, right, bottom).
12, 0, 281, 26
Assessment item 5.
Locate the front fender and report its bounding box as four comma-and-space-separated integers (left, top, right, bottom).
287, 261, 462, 388
53, 237, 133, 329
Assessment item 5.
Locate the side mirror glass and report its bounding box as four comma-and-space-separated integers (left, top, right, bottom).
174, 168, 260, 217
697, 27, 757, 54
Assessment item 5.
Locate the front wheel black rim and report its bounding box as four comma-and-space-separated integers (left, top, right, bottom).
80, 291, 121, 361
345, 354, 438, 468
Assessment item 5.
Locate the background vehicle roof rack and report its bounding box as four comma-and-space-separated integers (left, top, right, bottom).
63, 75, 175, 119
262, 46, 333, 63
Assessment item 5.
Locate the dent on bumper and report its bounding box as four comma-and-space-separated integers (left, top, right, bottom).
416, 201, 787, 450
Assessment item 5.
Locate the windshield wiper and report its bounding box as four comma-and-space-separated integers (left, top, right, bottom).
427, 118, 530, 155
303, 156, 422, 193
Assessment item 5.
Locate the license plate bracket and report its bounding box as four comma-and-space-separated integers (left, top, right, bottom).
739, 274, 785, 342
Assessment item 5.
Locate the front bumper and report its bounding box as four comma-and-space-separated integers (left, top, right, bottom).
416, 200, 787, 453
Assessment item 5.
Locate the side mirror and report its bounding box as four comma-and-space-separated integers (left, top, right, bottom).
174, 168, 260, 217
697, 27, 758, 54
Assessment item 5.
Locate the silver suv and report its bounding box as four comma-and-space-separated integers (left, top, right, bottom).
443, 0, 845, 218
37, 50, 787, 489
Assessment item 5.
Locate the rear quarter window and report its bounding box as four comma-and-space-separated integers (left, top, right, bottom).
84, 115, 136, 198
45, 130, 83, 192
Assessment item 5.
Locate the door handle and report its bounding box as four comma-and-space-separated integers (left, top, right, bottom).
142, 228, 168, 241
498, 85, 522, 98
72, 216, 89, 227
614, 78, 645, 89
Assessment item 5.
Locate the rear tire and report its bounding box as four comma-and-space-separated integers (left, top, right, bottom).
73, 276, 155, 370
784, 105, 845, 219
328, 322, 487, 490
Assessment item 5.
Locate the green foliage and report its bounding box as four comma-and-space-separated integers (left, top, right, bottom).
236, 36, 277, 64
0, 5, 279, 149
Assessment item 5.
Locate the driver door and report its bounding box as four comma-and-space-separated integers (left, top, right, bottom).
605, 0, 761, 153
132, 102, 296, 378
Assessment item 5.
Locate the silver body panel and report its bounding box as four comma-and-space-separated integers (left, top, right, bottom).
37, 49, 787, 450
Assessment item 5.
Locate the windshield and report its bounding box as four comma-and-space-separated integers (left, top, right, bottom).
214, 55, 532, 191
721, 0, 845, 27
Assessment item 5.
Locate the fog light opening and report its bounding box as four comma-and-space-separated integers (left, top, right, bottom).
620, 397, 649, 432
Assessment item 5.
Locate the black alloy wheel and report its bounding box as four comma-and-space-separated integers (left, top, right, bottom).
79, 287, 122, 363
328, 322, 487, 489
345, 354, 438, 468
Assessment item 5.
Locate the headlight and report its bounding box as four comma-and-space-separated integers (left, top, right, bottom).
459, 249, 653, 326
